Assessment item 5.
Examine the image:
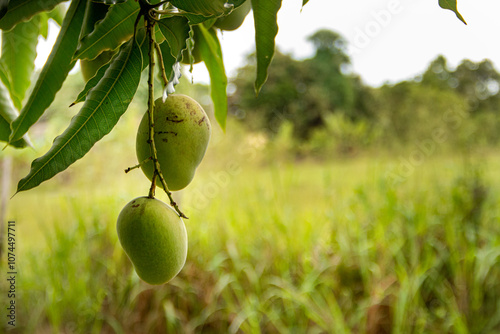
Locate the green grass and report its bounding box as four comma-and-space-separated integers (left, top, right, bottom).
3, 118, 500, 333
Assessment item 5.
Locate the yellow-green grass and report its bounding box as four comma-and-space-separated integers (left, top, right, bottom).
3, 116, 500, 333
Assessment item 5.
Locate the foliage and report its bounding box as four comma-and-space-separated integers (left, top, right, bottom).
231, 28, 500, 154
0, 0, 288, 194
231, 30, 374, 141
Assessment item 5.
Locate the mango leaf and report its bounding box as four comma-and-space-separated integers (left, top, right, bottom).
74, 0, 140, 60
439, 0, 466, 24
157, 16, 190, 60
0, 15, 40, 110
9, 0, 86, 144
39, 12, 49, 39
72, 34, 150, 106
251, 0, 282, 94
302, 0, 310, 6
0, 80, 30, 148
16, 33, 145, 193
0, 0, 66, 31
196, 25, 227, 130
0, 62, 9, 92
0, 0, 9, 21
170, 0, 246, 17
46, 3, 66, 26
157, 17, 190, 83
92, 0, 127, 4
183, 13, 217, 25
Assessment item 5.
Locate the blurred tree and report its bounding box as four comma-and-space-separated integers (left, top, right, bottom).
421, 55, 455, 91
230, 29, 374, 141
422, 56, 500, 114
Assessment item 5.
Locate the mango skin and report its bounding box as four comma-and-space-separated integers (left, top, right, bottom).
117, 197, 187, 285
136, 94, 211, 191
214, 1, 251, 31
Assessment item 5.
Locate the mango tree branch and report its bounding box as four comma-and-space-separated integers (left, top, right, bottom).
145, 11, 187, 218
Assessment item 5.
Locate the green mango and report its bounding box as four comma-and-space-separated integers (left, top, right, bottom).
136, 94, 211, 191
214, 1, 252, 31
117, 197, 187, 285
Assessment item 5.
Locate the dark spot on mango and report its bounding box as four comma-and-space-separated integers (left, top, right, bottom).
166, 115, 184, 123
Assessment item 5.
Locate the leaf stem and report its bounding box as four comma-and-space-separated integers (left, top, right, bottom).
154, 41, 169, 89
124, 156, 152, 173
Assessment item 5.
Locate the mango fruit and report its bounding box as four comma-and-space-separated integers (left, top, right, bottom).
136, 94, 211, 191
117, 197, 187, 285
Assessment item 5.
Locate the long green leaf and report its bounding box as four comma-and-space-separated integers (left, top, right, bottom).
0, 0, 66, 31
74, 0, 140, 60
9, 0, 86, 144
72, 34, 151, 106
0, 80, 30, 148
302, 0, 310, 6
0, 15, 40, 110
170, 0, 246, 17
71, 60, 113, 106
0, 0, 9, 21
196, 25, 227, 130
93, 0, 127, 4
46, 3, 66, 26
157, 17, 190, 83
16, 34, 145, 193
251, 0, 282, 94
439, 0, 466, 24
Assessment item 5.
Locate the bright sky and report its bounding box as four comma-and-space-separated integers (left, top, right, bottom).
37, 0, 500, 87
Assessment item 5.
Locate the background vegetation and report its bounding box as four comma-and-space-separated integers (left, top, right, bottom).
2, 27, 500, 333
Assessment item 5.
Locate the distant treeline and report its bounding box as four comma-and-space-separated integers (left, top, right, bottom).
229, 29, 500, 154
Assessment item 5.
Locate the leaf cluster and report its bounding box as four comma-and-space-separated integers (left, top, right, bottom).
0, 0, 289, 193
0, 0, 467, 193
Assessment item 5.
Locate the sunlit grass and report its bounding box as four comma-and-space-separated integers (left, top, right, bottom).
3, 115, 500, 333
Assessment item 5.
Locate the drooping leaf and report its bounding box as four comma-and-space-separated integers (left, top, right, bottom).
170, 0, 246, 17
39, 12, 49, 39
92, 0, 127, 4
0, 0, 66, 31
0, 15, 40, 110
0, 0, 9, 21
9, 0, 86, 143
72, 59, 113, 106
46, 3, 66, 26
157, 16, 190, 60
183, 13, 217, 25
157, 17, 190, 83
0, 80, 30, 148
196, 25, 227, 130
0, 62, 9, 92
439, 0, 466, 24
80, 1, 110, 38
16, 33, 145, 193
74, 0, 140, 60
251, 0, 282, 94
72, 33, 151, 106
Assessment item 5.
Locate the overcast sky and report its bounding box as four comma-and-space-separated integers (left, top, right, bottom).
37, 0, 500, 88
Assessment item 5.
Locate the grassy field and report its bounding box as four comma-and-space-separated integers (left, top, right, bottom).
3, 115, 500, 333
